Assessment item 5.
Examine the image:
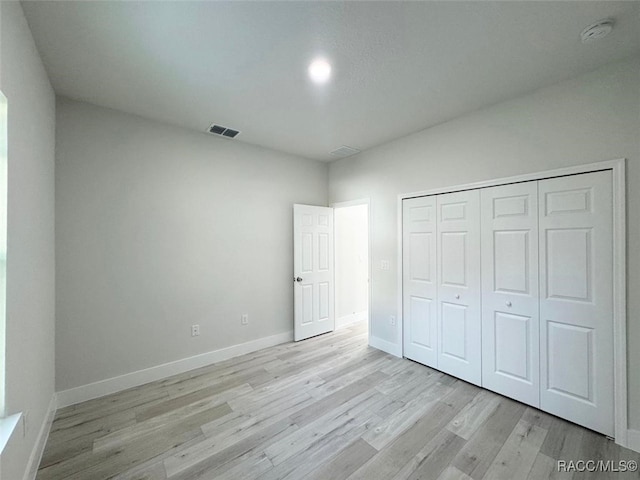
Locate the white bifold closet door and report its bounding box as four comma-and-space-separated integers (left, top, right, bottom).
481, 182, 540, 407
539, 171, 614, 436
437, 190, 482, 386
402, 196, 438, 367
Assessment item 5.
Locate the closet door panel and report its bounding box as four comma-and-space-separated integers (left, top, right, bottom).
403, 196, 438, 367
481, 182, 539, 406
437, 189, 481, 385
539, 170, 614, 436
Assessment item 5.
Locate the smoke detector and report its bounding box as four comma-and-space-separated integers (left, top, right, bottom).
580, 19, 614, 44
330, 145, 360, 158
207, 124, 240, 139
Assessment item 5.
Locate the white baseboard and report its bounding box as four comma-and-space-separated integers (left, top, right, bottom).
336, 311, 368, 330
369, 335, 402, 358
627, 429, 640, 453
56, 331, 293, 408
23, 393, 56, 480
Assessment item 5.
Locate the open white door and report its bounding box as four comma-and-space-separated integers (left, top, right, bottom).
293, 204, 334, 341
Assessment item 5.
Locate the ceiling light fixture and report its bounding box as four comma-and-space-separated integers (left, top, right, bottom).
580, 19, 614, 44
308, 58, 332, 84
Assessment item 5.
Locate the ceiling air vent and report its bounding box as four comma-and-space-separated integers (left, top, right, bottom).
207, 124, 241, 139
330, 145, 360, 158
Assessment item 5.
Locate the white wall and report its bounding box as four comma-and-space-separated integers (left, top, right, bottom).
329, 57, 640, 428
0, 2, 56, 479
55, 98, 328, 392
335, 204, 368, 327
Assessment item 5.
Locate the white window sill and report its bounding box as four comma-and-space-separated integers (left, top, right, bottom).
0, 412, 21, 455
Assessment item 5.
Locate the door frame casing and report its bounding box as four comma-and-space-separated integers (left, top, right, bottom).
331, 198, 371, 339
396, 158, 627, 446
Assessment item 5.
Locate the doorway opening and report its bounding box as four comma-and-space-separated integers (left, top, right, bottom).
333, 201, 369, 335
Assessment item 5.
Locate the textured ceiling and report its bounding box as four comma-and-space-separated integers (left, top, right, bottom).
22, 1, 640, 161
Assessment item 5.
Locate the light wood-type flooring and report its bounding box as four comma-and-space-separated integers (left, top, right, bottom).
37, 323, 640, 480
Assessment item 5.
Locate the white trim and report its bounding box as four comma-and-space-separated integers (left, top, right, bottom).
396, 158, 627, 445
56, 331, 293, 408
400, 158, 624, 199
331, 198, 370, 209
397, 191, 404, 359
627, 429, 640, 454
336, 311, 368, 330
369, 335, 402, 358
0, 412, 21, 456
612, 161, 628, 448
23, 394, 56, 480
331, 198, 372, 339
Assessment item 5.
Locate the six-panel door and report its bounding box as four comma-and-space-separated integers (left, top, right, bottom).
293, 204, 335, 342
539, 171, 613, 436
436, 189, 482, 386
481, 182, 540, 406
402, 196, 438, 367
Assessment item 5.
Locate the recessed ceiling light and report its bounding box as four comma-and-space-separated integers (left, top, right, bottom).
580, 19, 614, 44
308, 58, 332, 84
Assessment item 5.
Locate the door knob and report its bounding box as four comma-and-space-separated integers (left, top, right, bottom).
295, 277, 303, 283
506, 301, 512, 307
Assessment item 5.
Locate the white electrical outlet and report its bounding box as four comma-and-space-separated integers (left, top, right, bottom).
380, 260, 390, 271
191, 324, 200, 337
241, 314, 249, 325
390, 316, 396, 326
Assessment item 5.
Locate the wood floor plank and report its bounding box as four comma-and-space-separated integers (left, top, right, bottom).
112, 461, 168, 480
260, 414, 381, 480
228, 370, 325, 412
481, 419, 547, 480
318, 348, 386, 383
392, 429, 467, 480
570, 429, 640, 480
164, 417, 297, 480
348, 384, 476, 480
309, 355, 392, 399
305, 438, 378, 480
52, 389, 170, 430
362, 380, 452, 451
210, 452, 273, 480
446, 390, 501, 440
93, 399, 234, 452
289, 370, 387, 427
276, 414, 379, 480
450, 396, 526, 479
40, 410, 137, 469
539, 416, 584, 462
527, 453, 556, 480
438, 466, 473, 480
37, 425, 203, 480
375, 366, 435, 396
137, 373, 260, 422
265, 388, 384, 466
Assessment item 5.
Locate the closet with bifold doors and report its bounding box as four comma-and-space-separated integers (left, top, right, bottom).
402, 170, 614, 436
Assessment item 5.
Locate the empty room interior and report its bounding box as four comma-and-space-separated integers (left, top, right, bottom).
1, 1, 640, 479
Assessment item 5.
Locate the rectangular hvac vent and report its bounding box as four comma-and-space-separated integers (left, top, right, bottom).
208, 124, 226, 135
222, 128, 240, 138
207, 124, 241, 139
330, 145, 360, 158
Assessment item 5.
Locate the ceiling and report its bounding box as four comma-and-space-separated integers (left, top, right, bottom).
22, 1, 640, 161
